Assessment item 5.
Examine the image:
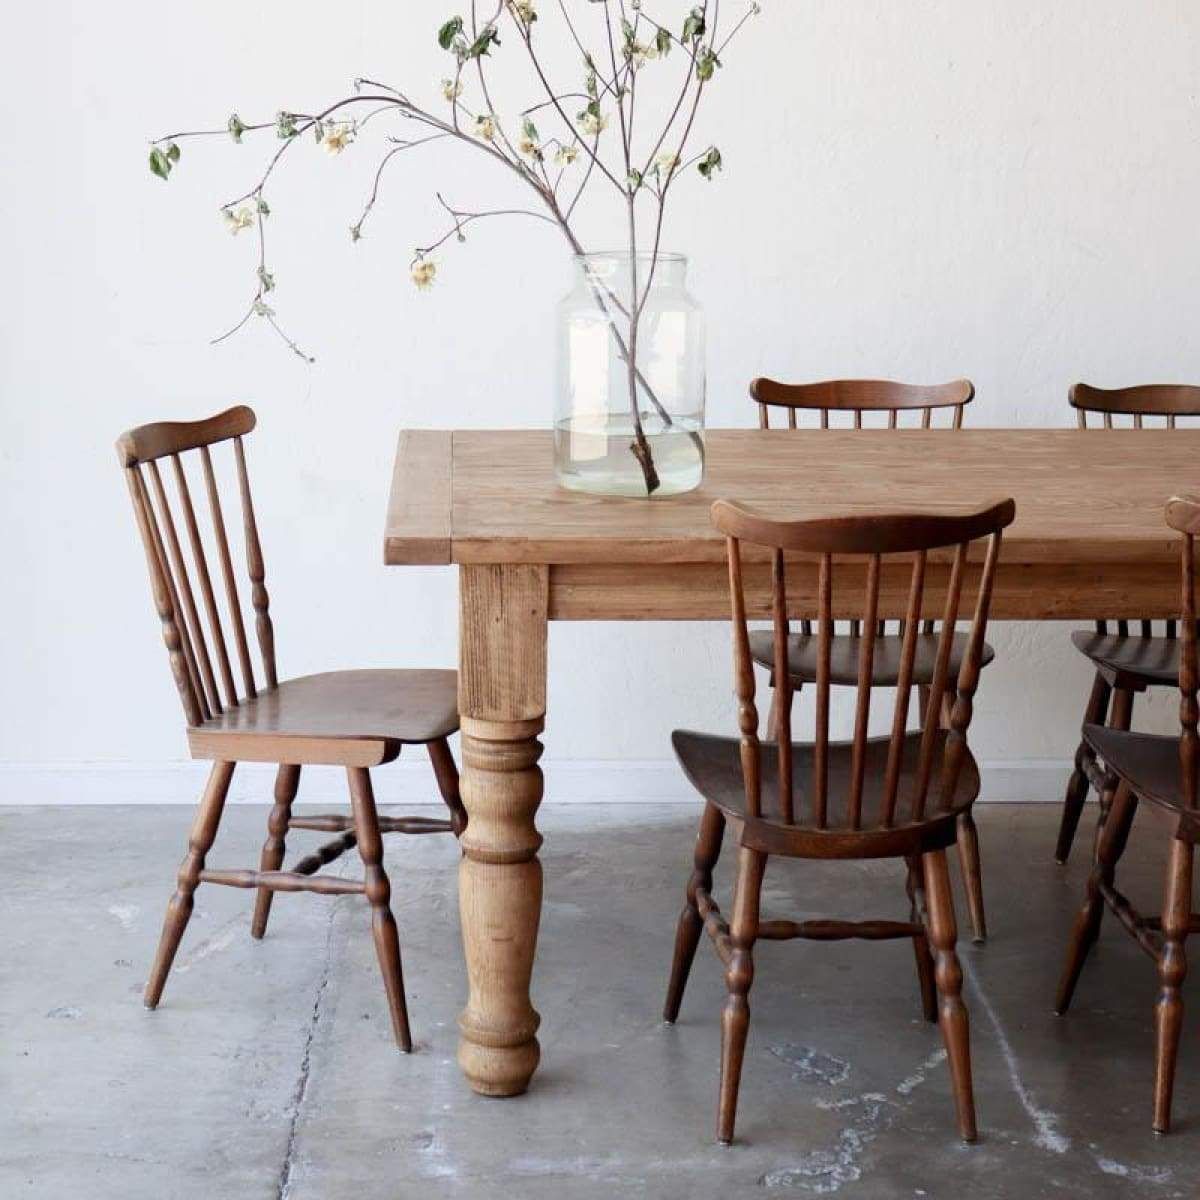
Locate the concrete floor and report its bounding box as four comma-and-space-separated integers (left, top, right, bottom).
1, 804, 1196, 1199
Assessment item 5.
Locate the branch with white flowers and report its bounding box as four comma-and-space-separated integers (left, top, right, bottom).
147, 0, 762, 493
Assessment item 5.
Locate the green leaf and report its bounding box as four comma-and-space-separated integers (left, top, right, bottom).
275, 112, 299, 139
696, 47, 721, 81
698, 146, 723, 180
227, 113, 246, 143
682, 7, 706, 42
256, 197, 270, 215
656, 27, 672, 56
627, 169, 643, 190
165, 142, 181, 163
522, 116, 539, 142
438, 16, 464, 49
257, 266, 276, 292
148, 147, 171, 180
467, 24, 500, 58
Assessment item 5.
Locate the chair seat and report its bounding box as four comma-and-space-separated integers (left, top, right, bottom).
671, 728, 979, 858
1070, 632, 1180, 688
748, 630, 994, 687
187, 669, 459, 767
1082, 724, 1200, 839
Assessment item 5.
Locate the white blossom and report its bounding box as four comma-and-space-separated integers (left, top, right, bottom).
517, 135, 542, 160
441, 78, 463, 101
222, 206, 255, 235
474, 113, 497, 142
509, 0, 536, 22
554, 143, 580, 166
410, 258, 437, 290
577, 110, 608, 137
629, 41, 659, 68
654, 150, 680, 175
322, 122, 355, 154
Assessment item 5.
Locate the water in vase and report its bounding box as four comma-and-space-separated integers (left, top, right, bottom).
554, 411, 705, 497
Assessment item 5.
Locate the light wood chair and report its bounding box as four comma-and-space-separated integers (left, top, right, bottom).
750, 377, 991, 942
117, 406, 465, 1051
664, 494, 1015, 1144
1056, 494, 1200, 1133
1054, 383, 1200, 865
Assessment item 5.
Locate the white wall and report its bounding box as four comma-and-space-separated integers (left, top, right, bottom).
3, 2, 1199, 797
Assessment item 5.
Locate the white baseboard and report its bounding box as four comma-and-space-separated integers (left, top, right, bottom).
0, 758, 1071, 806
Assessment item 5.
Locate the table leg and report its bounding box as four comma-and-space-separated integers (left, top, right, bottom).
456, 564, 548, 1096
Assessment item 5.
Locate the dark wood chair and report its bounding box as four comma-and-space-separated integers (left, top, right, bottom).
117, 406, 465, 1051
750, 377, 991, 943
664, 493, 1015, 1144
1056, 494, 1200, 1134
1054, 383, 1200, 865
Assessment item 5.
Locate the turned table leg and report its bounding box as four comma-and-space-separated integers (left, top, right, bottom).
456, 564, 548, 1097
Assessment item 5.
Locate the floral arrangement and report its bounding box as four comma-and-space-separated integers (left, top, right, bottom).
149, 1, 762, 492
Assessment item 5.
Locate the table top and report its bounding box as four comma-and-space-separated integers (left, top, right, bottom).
384, 428, 1197, 567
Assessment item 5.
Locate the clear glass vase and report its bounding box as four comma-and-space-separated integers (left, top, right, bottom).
554, 251, 705, 497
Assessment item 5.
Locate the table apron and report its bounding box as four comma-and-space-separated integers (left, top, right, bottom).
547, 560, 1178, 621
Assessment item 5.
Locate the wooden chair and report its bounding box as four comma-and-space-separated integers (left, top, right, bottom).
117, 406, 465, 1051
1056, 494, 1200, 1133
750, 377, 991, 943
1054, 383, 1200, 865
663, 494, 1015, 1144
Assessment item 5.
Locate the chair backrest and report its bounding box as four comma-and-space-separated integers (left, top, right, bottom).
1074, 384, 1200, 640
750, 377, 974, 637
1165, 496, 1200, 811
1071, 382, 1200, 430
713, 497, 1015, 830
116, 406, 276, 728
751, 378, 974, 431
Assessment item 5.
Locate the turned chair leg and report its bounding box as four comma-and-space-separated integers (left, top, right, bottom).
1055, 781, 1139, 1015
1154, 838, 1193, 1134
428, 737, 467, 837
923, 847, 977, 1142
717, 845, 766, 1145
906, 856, 938, 1023
251, 764, 301, 939
1090, 688, 1135, 858
927, 688, 988, 944
145, 761, 235, 1009
1055, 672, 1111, 864
347, 766, 412, 1052
956, 811, 987, 944
664, 802, 726, 1023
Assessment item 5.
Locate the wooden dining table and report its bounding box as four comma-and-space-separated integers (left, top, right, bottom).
383, 426, 1197, 1098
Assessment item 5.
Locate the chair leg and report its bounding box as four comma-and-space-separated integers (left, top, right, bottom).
664, 802, 726, 1023
348, 766, 412, 1052
428, 737, 467, 837
906, 856, 938, 1023
1091, 688, 1135, 860
956, 811, 987, 944
251, 764, 300, 940
923, 847, 977, 1142
1154, 838, 1193, 1134
144, 761, 235, 1009
1055, 673, 1111, 864
1055, 781, 1139, 1015
717, 845, 766, 1145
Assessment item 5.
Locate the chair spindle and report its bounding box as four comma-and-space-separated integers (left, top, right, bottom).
201, 445, 257, 700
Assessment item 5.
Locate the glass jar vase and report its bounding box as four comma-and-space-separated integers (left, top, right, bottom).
554, 251, 705, 497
